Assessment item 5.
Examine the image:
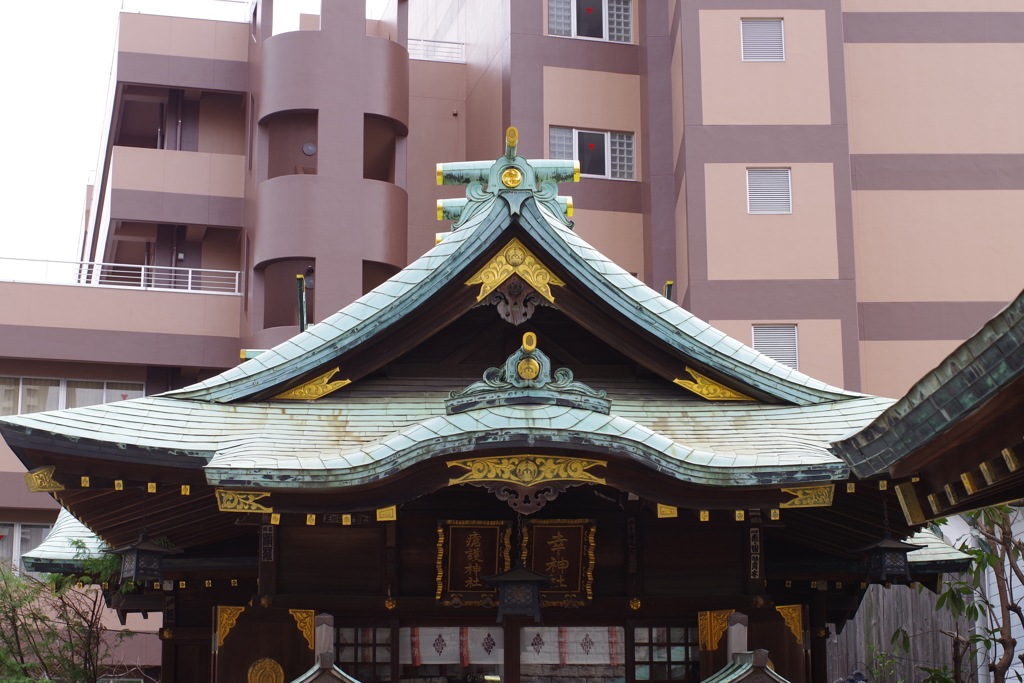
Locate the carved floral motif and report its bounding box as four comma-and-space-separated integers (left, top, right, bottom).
775, 605, 803, 645
674, 368, 754, 401
24, 466, 64, 493
216, 489, 273, 513
465, 238, 565, 303
247, 658, 284, 683
779, 485, 835, 508
217, 605, 245, 647
448, 455, 607, 487
289, 609, 315, 650
698, 609, 735, 651
273, 367, 350, 400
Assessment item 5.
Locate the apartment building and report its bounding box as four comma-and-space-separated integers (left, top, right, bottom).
1, 0, 1022, 598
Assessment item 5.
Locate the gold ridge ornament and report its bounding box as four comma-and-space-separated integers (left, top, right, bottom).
674, 368, 754, 401
465, 237, 565, 303
447, 455, 606, 487
273, 367, 351, 400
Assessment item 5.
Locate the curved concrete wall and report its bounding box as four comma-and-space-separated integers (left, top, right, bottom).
245, 0, 409, 334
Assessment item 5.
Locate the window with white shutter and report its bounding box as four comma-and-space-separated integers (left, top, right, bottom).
741, 18, 785, 62
746, 168, 791, 214
752, 325, 798, 370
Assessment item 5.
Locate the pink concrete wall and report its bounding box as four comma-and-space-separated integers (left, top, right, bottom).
699, 10, 831, 126
704, 163, 839, 281
112, 147, 245, 199
859, 339, 962, 399
572, 209, 646, 280
118, 12, 248, 62
711, 319, 846, 389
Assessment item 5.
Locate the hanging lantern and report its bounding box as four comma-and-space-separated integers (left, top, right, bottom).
483, 563, 553, 624
107, 533, 182, 585
850, 532, 924, 583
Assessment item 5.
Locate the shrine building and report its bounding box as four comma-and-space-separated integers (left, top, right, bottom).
2, 131, 968, 683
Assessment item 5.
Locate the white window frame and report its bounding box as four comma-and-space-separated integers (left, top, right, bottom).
746, 168, 792, 214
740, 18, 785, 62
0, 376, 146, 415
548, 0, 633, 44
751, 324, 799, 371
0, 521, 53, 573
550, 127, 635, 181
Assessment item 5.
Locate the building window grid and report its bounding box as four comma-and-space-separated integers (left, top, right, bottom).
0, 521, 53, 573
741, 18, 785, 62
633, 626, 701, 682
548, 0, 632, 43
752, 324, 799, 371
550, 126, 635, 180
336, 627, 393, 682
0, 377, 145, 416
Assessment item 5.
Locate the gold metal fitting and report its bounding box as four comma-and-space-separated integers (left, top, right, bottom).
573, 160, 581, 182
522, 331, 537, 352
629, 597, 641, 610
506, 126, 519, 146
565, 196, 573, 217
437, 199, 444, 220
517, 358, 540, 380
436, 163, 443, 185
501, 167, 523, 188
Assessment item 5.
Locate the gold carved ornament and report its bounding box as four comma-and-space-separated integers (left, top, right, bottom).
216, 489, 273, 513
465, 237, 566, 303
779, 485, 835, 508
273, 367, 351, 400
585, 525, 596, 600
697, 609, 735, 651
217, 605, 245, 648
24, 466, 64, 493
289, 609, 315, 650
501, 167, 523, 188
435, 525, 446, 600
447, 455, 607, 487
674, 368, 754, 401
247, 658, 284, 683
775, 605, 803, 646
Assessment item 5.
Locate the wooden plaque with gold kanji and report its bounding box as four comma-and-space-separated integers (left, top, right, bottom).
436, 520, 511, 607
521, 518, 596, 606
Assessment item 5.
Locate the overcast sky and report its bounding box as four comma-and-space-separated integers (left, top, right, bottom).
0, 0, 386, 263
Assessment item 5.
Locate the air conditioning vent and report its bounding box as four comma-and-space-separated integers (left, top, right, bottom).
752, 324, 798, 370
742, 18, 785, 62
747, 168, 792, 214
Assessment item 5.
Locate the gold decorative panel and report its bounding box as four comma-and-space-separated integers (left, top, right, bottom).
274, 367, 350, 400
289, 609, 315, 650
24, 466, 64, 493
465, 237, 566, 303
674, 368, 754, 401
217, 605, 244, 647
216, 489, 273, 513
779, 484, 834, 508
698, 609, 735, 651
247, 657, 284, 683
775, 605, 803, 645
447, 455, 606, 487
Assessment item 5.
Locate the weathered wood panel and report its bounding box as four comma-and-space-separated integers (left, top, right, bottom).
827, 583, 974, 682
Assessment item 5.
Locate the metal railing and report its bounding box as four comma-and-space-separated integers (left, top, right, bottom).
408, 39, 465, 63
0, 257, 241, 295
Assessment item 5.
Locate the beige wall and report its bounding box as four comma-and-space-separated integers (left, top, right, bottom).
860, 339, 962, 399
543, 66, 643, 179
675, 178, 689, 303
705, 162, 839, 280
844, 0, 1024, 10
408, 60, 467, 262
201, 227, 242, 272
0, 283, 239, 338
712, 319, 846, 388
853, 190, 1024, 302
573, 209, 645, 280
699, 10, 831, 126
671, 24, 685, 160
111, 147, 245, 198
118, 13, 248, 61
198, 93, 246, 156
847, 43, 1024, 154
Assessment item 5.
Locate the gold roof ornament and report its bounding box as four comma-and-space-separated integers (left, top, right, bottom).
216, 605, 245, 648
273, 367, 350, 400
289, 609, 315, 650
698, 609, 735, 651
447, 455, 607, 487
216, 489, 273, 513
465, 237, 566, 303
779, 484, 835, 508
24, 466, 64, 493
674, 367, 754, 401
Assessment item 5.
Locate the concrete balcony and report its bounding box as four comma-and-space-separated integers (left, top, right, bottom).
109, 146, 245, 226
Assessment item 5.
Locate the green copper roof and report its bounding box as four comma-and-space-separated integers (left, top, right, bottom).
831, 289, 1024, 478
21, 508, 107, 573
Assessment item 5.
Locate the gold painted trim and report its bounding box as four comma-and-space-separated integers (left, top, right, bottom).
247, 658, 284, 683
1003, 448, 1020, 472
436, 163, 443, 186
273, 367, 351, 400
699, 510, 710, 521
376, 506, 397, 521
945, 483, 960, 506
847, 483, 856, 493
735, 510, 745, 521
674, 368, 754, 401
522, 331, 537, 352
216, 605, 244, 647
25, 466, 64, 493
776, 605, 803, 645
502, 527, 512, 571
779, 485, 834, 508
960, 472, 980, 495
656, 504, 678, 518
289, 609, 315, 650
927, 493, 944, 515
698, 609, 734, 651
180, 485, 190, 495
565, 196, 573, 217
216, 489, 272, 513
769, 509, 780, 520
437, 199, 444, 221
465, 237, 566, 303
434, 525, 445, 600
895, 482, 926, 525
573, 160, 580, 182
447, 455, 606, 487
585, 525, 596, 600
981, 461, 998, 486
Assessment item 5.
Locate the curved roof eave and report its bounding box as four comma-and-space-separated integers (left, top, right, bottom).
162, 194, 860, 407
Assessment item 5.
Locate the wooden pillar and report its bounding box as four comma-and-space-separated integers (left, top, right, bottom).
505, 619, 522, 683
809, 590, 828, 683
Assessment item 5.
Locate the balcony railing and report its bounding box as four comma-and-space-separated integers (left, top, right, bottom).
0, 257, 241, 295
408, 39, 465, 63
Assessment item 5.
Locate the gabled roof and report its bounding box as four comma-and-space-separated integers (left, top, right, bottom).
21, 508, 107, 573
832, 289, 1024, 478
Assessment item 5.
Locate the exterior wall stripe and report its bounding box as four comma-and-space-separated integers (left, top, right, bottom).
110, 189, 244, 227
852, 155, 1024, 190
844, 12, 1024, 43
859, 301, 1007, 341
0, 325, 239, 369
117, 52, 248, 92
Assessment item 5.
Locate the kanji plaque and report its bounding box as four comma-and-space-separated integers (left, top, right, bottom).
436, 520, 512, 607
521, 519, 596, 606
